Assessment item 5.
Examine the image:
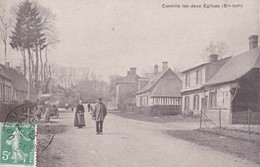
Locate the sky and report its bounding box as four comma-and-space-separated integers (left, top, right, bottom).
0, 0, 259, 81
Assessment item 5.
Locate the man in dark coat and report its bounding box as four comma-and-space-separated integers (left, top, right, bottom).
93, 98, 107, 135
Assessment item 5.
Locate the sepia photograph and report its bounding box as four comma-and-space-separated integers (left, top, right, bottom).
0, 0, 259, 166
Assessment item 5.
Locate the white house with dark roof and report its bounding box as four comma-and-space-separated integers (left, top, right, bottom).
204, 35, 260, 124
136, 62, 182, 110
182, 35, 260, 124
181, 55, 231, 114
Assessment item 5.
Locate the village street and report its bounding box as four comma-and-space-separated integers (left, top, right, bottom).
38, 110, 258, 167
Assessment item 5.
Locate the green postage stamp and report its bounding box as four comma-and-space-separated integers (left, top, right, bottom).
0, 123, 37, 167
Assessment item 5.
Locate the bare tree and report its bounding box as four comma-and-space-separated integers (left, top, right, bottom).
0, 9, 11, 63
203, 41, 229, 60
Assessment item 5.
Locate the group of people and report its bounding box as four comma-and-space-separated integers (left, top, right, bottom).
34, 101, 52, 123
74, 98, 107, 135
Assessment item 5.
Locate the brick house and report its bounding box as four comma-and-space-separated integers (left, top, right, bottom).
136, 62, 182, 115
115, 67, 141, 109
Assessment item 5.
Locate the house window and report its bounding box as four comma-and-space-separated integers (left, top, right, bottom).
4, 86, 11, 101
222, 91, 229, 108
139, 96, 143, 106
209, 92, 217, 109
196, 70, 202, 85
185, 73, 190, 87
196, 70, 199, 85
184, 96, 190, 110
176, 98, 181, 106
193, 95, 200, 110
0, 83, 3, 100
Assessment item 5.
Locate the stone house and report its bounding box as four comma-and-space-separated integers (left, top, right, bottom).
115, 67, 141, 109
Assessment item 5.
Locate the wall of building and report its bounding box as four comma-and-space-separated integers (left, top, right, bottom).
116, 82, 138, 109
182, 91, 205, 115
182, 66, 206, 92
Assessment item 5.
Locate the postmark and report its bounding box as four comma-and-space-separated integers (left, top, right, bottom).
0, 122, 37, 167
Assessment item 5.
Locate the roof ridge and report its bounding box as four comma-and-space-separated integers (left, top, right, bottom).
137, 68, 173, 94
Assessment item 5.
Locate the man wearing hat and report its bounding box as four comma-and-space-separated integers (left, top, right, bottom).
93, 97, 107, 135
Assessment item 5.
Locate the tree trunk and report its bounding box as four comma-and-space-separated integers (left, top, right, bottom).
27, 48, 32, 100
44, 65, 52, 93
30, 51, 35, 88
35, 43, 39, 93
44, 46, 48, 84
4, 40, 7, 63
40, 47, 43, 84
21, 50, 26, 77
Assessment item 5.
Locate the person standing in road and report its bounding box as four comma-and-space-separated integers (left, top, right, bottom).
87, 103, 91, 112
44, 101, 51, 123
93, 98, 107, 135
74, 100, 86, 128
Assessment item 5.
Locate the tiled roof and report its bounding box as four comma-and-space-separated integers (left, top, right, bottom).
137, 68, 182, 97
205, 57, 231, 82
137, 72, 162, 93
205, 47, 260, 86
0, 64, 28, 92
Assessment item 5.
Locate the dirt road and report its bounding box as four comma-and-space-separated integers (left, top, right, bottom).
38, 111, 258, 167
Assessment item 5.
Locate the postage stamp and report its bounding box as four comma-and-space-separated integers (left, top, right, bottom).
0, 123, 37, 167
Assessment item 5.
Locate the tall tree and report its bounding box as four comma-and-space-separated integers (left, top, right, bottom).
10, 0, 45, 94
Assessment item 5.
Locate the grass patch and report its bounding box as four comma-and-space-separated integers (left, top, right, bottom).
166, 129, 260, 164
110, 110, 199, 123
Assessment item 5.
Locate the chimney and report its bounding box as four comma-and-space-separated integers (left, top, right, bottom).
162, 62, 168, 72
15, 66, 21, 73
249, 35, 258, 49
154, 64, 158, 75
130, 67, 136, 75
5, 62, 10, 69
209, 54, 218, 62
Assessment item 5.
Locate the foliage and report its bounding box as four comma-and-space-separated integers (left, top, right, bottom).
203, 41, 230, 60
9, 0, 58, 95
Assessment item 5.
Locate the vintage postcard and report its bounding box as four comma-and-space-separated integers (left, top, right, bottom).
0, 0, 259, 166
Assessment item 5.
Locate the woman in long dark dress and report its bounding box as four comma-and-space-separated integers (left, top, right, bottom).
74, 100, 86, 128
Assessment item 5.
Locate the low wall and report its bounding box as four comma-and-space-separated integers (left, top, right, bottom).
232, 110, 260, 124
134, 105, 181, 116
0, 103, 10, 122
0, 101, 36, 122
200, 109, 260, 125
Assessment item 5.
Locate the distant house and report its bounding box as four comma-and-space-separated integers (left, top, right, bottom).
136, 62, 182, 114
181, 35, 260, 124
115, 67, 140, 109
181, 55, 231, 114
0, 63, 35, 103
